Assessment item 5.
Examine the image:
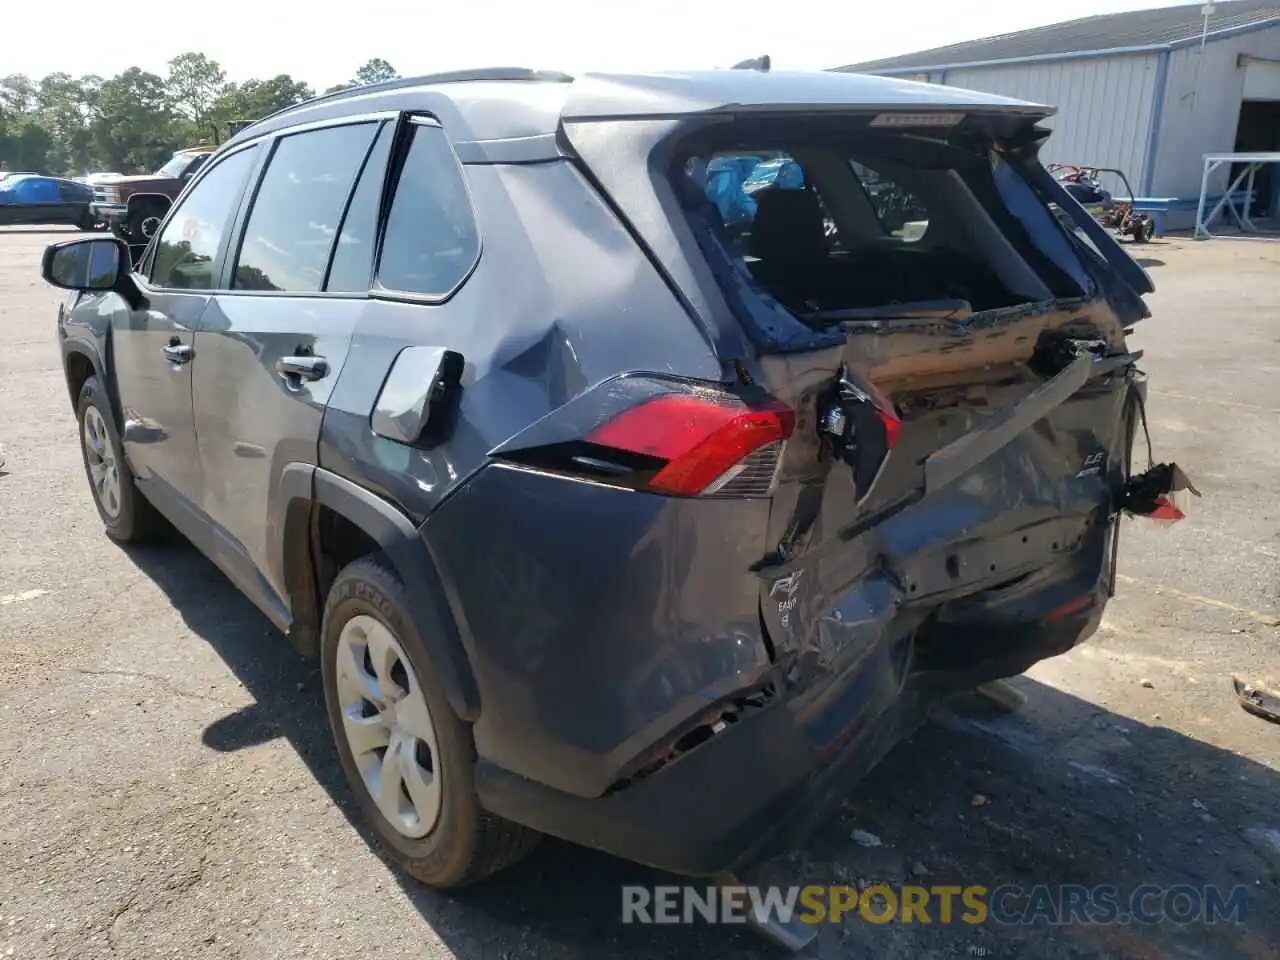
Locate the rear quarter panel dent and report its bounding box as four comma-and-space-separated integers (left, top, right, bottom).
319, 159, 721, 525
423, 462, 773, 798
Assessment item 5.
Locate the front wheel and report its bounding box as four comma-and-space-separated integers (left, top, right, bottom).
320, 556, 540, 888
75, 376, 167, 542
126, 202, 165, 244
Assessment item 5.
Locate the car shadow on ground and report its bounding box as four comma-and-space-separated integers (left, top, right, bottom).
123, 540, 1280, 960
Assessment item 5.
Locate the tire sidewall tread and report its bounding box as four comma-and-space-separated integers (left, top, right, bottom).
320, 556, 537, 888
75, 376, 164, 543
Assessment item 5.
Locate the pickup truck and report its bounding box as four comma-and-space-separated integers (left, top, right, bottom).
89, 147, 215, 245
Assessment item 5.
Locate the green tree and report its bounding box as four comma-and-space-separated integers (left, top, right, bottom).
167, 53, 226, 128
353, 58, 399, 86
92, 68, 177, 173
35, 73, 99, 174
0, 121, 54, 172
0, 56, 337, 176
0, 74, 38, 115
210, 75, 314, 129
0, 76, 54, 172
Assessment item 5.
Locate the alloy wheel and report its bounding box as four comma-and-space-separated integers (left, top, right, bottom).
334, 614, 442, 838
82, 406, 121, 519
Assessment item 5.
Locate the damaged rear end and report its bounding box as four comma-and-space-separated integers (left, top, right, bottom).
568, 79, 1160, 663
483, 73, 1190, 875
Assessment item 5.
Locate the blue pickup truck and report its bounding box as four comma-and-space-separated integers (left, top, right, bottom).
0, 174, 98, 229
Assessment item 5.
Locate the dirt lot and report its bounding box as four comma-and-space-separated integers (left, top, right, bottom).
0, 227, 1277, 960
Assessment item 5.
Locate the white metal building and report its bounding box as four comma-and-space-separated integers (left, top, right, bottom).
838, 0, 1280, 230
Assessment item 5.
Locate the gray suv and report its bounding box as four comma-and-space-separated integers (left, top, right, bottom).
42, 67, 1171, 896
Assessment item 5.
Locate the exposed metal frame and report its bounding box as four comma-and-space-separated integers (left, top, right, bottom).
1194, 152, 1280, 239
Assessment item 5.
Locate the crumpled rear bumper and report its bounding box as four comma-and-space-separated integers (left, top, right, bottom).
473, 541, 1108, 877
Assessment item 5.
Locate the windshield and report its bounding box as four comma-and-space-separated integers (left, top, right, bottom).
155, 153, 196, 178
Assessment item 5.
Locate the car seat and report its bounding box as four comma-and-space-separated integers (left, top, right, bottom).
746, 186, 833, 309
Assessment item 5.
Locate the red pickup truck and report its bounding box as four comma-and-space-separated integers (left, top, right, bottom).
89, 146, 216, 245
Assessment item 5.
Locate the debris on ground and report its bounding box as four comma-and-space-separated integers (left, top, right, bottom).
1233, 676, 1280, 724
970, 793, 989, 808
1140, 678, 1155, 688
849, 829, 883, 848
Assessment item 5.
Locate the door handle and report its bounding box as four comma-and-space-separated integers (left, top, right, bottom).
162, 342, 193, 365
276, 355, 329, 383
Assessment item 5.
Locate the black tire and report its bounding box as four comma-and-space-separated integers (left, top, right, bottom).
126, 201, 165, 244
75, 376, 168, 543
321, 556, 540, 888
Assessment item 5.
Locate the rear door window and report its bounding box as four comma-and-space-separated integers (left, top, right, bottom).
376, 119, 480, 298
325, 123, 395, 293
232, 122, 379, 292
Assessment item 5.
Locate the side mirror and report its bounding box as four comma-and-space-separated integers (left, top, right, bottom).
42, 236, 128, 292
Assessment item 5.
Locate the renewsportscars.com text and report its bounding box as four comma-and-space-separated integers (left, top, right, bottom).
621, 883, 1249, 927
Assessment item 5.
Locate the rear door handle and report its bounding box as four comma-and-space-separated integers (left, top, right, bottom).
276, 355, 329, 383
162, 343, 192, 365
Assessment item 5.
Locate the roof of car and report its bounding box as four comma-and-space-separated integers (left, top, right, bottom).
227, 67, 1051, 148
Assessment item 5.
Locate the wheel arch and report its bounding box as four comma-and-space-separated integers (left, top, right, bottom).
125, 192, 173, 216
277, 465, 481, 723
61, 338, 123, 428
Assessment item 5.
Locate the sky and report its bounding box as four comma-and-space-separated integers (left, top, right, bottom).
10, 0, 1211, 90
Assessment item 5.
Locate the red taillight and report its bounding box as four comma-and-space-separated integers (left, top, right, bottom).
1149, 495, 1185, 523
874, 407, 902, 449
587, 394, 795, 496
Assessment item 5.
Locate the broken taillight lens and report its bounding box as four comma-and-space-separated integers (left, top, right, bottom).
820, 373, 901, 500
875, 406, 902, 449
1122, 462, 1200, 528
587, 393, 795, 496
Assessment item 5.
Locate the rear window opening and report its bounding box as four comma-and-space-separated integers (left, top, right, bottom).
675, 119, 1096, 330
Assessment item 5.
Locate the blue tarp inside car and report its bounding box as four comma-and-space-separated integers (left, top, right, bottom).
702, 155, 807, 226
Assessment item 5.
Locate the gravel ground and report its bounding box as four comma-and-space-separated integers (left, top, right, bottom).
1, 226, 1277, 960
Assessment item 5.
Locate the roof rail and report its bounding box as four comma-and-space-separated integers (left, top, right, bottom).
241, 67, 574, 135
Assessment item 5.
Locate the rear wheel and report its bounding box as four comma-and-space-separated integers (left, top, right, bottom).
75, 376, 167, 543
320, 556, 540, 888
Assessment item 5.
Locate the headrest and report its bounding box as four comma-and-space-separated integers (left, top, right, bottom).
748, 187, 828, 262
